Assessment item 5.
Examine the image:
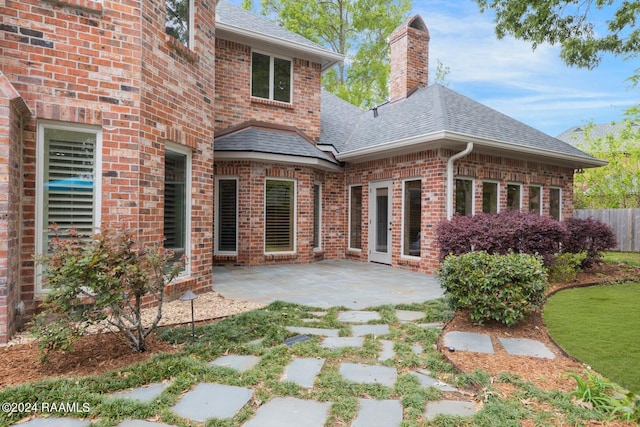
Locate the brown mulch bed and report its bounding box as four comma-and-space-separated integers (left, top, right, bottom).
440, 262, 640, 394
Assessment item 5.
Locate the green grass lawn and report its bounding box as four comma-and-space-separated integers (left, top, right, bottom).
603, 251, 640, 266
544, 282, 640, 394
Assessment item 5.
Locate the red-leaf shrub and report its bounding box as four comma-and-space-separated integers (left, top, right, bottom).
437, 211, 567, 265
563, 217, 617, 267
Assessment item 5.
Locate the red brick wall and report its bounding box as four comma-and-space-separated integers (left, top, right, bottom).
214, 39, 322, 141
344, 149, 575, 274
213, 161, 345, 266
0, 0, 216, 341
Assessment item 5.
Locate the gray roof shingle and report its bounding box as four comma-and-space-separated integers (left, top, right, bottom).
215, 125, 338, 164
322, 84, 600, 163
216, 1, 332, 54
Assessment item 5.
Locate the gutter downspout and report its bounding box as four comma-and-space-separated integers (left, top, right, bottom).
446, 142, 474, 220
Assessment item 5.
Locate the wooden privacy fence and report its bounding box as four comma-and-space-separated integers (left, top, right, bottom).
574, 209, 640, 252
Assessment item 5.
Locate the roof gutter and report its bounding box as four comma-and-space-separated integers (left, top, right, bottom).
446, 142, 474, 220
216, 22, 344, 71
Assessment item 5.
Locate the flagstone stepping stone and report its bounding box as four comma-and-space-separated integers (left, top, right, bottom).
395, 310, 425, 323
337, 310, 381, 323
242, 397, 332, 427
417, 322, 445, 330
208, 354, 261, 372
320, 336, 365, 349
286, 326, 339, 337
498, 337, 556, 359
110, 381, 171, 403
411, 344, 423, 355
352, 324, 390, 336
351, 398, 403, 427
284, 334, 311, 346
118, 420, 177, 427
377, 339, 395, 361
171, 383, 253, 422
410, 370, 458, 392
309, 311, 328, 317
339, 362, 397, 386
281, 357, 325, 388
11, 419, 90, 427
424, 399, 476, 420
443, 331, 494, 354
246, 338, 263, 346
301, 318, 321, 323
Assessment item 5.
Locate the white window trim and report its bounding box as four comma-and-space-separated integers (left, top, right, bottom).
35, 121, 103, 293
165, 142, 192, 277
482, 180, 500, 214
507, 182, 523, 211
455, 177, 475, 216
348, 184, 363, 251
264, 178, 297, 254
214, 176, 239, 255
529, 184, 543, 215
250, 50, 293, 104
187, 0, 195, 48
313, 182, 322, 251
401, 178, 421, 259
550, 187, 563, 220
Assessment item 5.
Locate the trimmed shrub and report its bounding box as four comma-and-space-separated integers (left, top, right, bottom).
547, 251, 587, 283
437, 211, 567, 265
439, 251, 548, 326
563, 217, 617, 268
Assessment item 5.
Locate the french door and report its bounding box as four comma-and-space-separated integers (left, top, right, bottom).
368, 180, 392, 264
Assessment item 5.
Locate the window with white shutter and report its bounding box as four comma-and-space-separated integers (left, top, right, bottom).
36, 123, 102, 292
216, 178, 238, 253
265, 179, 295, 252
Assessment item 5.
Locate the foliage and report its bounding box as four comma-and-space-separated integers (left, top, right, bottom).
243, 0, 412, 108
574, 108, 640, 209
472, 0, 640, 84
547, 251, 586, 283
436, 210, 567, 265
439, 251, 548, 326
563, 217, 617, 268
32, 228, 182, 360
569, 370, 640, 422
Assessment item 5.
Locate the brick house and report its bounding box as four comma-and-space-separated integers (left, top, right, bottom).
0, 0, 603, 343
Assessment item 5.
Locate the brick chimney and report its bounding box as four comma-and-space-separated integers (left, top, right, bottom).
389, 15, 430, 103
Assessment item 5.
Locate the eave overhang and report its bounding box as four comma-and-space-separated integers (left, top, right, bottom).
215, 150, 344, 172
336, 130, 607, 169
216, 22, 344, 72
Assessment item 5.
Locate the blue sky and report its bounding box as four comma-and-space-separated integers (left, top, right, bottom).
416, 1, 638, 136
228, 0, 638, 137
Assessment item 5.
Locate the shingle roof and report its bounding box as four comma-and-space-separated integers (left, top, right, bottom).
322, 84, 601, 165
215, 125, 338, 165
216, 1, 337, 58
557, 122, 634, 148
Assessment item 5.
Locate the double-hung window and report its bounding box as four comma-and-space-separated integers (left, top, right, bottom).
549, 187, 562, 220
216, 177, 238, 254
36, 122, 101, 291
166, 0, 194, 47
529, 185, 542, 214
403, 180, 421, 257
164, 145, 191, 275
251, 51, 292, 103
349, 185, 362, 250
482, 181, 499, 213
265, 179, 295, 252
455, 178, 474, 216
507, 183, 522, 210
313, 184, 321, 250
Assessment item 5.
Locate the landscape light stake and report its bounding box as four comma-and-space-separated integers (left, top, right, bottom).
179, 290, 198, 342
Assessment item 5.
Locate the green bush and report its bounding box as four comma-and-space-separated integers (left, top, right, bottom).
439, 251, 547, 326
548, 252, 587, 283
33, 227, 182, 360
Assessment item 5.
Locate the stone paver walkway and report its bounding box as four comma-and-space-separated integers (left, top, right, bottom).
15, 306, 559, 426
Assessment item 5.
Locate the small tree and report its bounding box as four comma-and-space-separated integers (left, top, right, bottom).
33, 227, 182, 360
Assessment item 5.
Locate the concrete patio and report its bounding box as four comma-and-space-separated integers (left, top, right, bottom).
212, 260, 444, 309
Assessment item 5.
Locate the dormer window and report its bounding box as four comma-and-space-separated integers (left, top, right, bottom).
166, 0, 194, 48
251, 51, 292, 103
